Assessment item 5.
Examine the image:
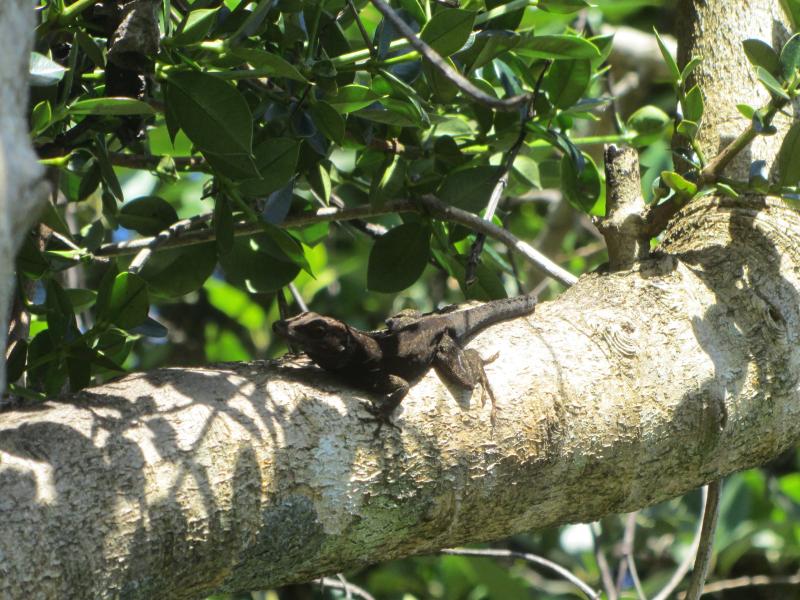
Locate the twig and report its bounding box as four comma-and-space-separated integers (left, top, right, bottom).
288, 283, 308, 312
687, 572, 800, 597
591, 522, 618, 600
684, 479, 722, 600
442, 548, 600, 599
318, 576, 375, 600
127, 214, 214, 274
368, 0, 532, 111
615, 512, 643, 598
347, 0, 376, 59
652, 485, 710, 600
626, 553, 648, 600
95, 197, 579, 287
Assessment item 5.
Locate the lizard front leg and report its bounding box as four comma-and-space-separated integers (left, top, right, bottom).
433, 334, 500, 424
358, 373, 410, 434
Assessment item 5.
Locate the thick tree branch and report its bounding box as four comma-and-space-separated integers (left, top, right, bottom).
2, 196, 800, 597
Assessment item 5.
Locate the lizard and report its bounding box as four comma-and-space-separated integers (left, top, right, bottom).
272, 292, 537, 427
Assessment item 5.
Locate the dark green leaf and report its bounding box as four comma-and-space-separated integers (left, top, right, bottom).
29, 52, 66, 86
118, 196, 179, 235
66, 346, 92, 391
230, 48, 307, 82
310, 101, 345, 144
69, 98, 155, 116
75, 30, 105, 68
354, 99, 424, 127
653, 28, 680, 83
561, 152, 601, 213
438, 166, 502, 213
778, 121, 800, 187
238, 138, 300, 196
16, 234, 49, 279
455, 30, 520, 73
780, 33, 800, 80
45, 279, 78, 343
537, 0, 591, 13
171, 7, 219, 46
424, 58, 460, 103
262, 181, 295, 224
95, 136, 124, 202
328, 85, 382, 113
742, 39, 780, 76
214, 195, 234, 255
220, 234, 301, 293
420, 8, 475, 57
367, 223, 431, 293
515, 34, 600, 60
97, 272, 149, 329
65, 288, 98, 311
139, 243, 217, 298
682, 85, 704, 123
129, 317, 169, 338
28, 331, 66, 397
661, 170, 698, 196
165, 71, 253, 155
6, 340, 28, 383
544, 59, 591, 108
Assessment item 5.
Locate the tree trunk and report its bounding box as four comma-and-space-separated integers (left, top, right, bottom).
1, 1, 798, 598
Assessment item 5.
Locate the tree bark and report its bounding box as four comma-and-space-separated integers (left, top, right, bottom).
1, 1, 798, 599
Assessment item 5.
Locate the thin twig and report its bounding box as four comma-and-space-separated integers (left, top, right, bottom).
684, 480, 722, 600
288, 283, 308, 312
615, 512, 639, 594
652, 485, 709, 600
442, 548, 600, 600
348, 0, 376, 59
626, 553, 648, 600
318, 577, 375, 600
590, 522, 618, 600
95, 197, 579, 287
687, 572, 800, 597
368, 0, 532, 111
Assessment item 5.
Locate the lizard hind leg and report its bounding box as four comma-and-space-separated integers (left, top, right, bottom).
433, 335, 500, 425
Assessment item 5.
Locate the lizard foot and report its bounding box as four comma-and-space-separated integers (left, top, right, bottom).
358, 401, 401, 437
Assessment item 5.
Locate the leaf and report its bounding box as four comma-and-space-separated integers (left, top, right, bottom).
544, 59, 591, 108
238, 138, 300, 196
515, 34, 600, 60
230, 48, 307, 82
437, 166, 502, 213
220, 235, 301, 293
45, 279, 78, 344
736, 103, 755, 119
94, 135, 124, 203
29, 52, 66, 86
16, 234, 49, 279
96, 272, 149, 330
778, 121, 800, 187
682, 84, 704, 123
214, 195, 234, 255
165, 71, 253, 155
65, 288, 98, 312
661, 170, 698, 196
627, 105, 670, 134
367, 223, 431, 293
370, 155, 405, 208
139, 243, 217, 298
680, 56, 702, 81
310, 101, 345, 144
537, 0, 591, 13
742, 39, 780, 76
328, 85, 382, 113
756, 66, 790, 100
561, 152, 601, 213
31, 100, 52, 136
354, 99, 424, 127
676, 119, 698, 139
653, 28, 680, 83
66, 346, 92, 391
68, 98, 155, 116
780, 33, 800, 80
749, 160, 770, 194
420, 8, 475, 57
118, 196, 179, 235
171, 7, 219, 46
6, 340, 28, 383
262, 180, 295, 225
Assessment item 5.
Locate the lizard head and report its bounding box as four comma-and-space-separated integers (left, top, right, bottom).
273, 312, 355, 369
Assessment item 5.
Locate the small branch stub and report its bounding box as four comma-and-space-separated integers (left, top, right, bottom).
597, 145, 649, 271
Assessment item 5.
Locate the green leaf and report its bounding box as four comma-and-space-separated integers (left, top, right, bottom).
680, 56, 702, 81
171, 7, 219, 46
780, 33, 800, 80
544, 59, 591, 108
627, 105, 670, 134
370, 155, 405, 208
238, 138, 300, 196
97, 272, 149, 329
328, 85, 382, 113
682, 84, 704, 123
736, 103, 755, 119
65, 288, 98, 312
515, 34, 600, 60
118, 196, 179, 235
367, 223, 431, 293
229, 48, 307, 82
45, 279, 78, 343
437, 166, 502, 213
310, 101, 345, 144
75, 30, 105, 68
420, 8, 475, 57
214, 195, 234, 255
94, 135, 124, 203
756, 66, 790, 100
139, 243, 217, 298
165, 71, 253, 155
31, 100, 52, 136
537, 0, 591, 13
29, 52, 66, 86
27, 331, 66, 397
354, 99, 424, 127
6, 340, 28, 383
16, 234, 49, 279
220, 235, 301, 293
742, 39, 780, 76
653, 28, 680, 83
561, 152, 601, 213
778, 121, 800, 187
68, 97, 155, 116
66, 346, 92, 391
424, 58, 461, 103
661, 170, 698, 196
676, 119, 698, 139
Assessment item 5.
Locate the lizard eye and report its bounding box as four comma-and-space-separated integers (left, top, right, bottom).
304, 323, 328, 338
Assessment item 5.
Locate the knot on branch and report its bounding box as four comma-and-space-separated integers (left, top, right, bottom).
596, 145, 650, 271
